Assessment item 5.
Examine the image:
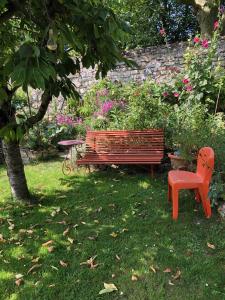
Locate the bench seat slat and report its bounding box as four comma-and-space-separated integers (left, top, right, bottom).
77, 130, 164, 168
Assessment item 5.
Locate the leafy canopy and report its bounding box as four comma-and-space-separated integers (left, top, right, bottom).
106, 0, 198, 48
0, 0, 131, 100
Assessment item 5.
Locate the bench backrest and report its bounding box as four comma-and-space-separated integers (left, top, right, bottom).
85, 130, 164, 157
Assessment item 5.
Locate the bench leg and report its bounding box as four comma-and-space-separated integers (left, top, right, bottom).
150, 165, 154, 178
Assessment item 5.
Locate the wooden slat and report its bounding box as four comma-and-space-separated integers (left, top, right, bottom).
77, 129, 164, 166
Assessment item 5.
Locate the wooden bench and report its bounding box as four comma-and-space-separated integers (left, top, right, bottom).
77, 129, 164, 176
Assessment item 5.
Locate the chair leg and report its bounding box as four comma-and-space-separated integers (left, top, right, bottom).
172, 188, 179, 220
198, 187, 211, 218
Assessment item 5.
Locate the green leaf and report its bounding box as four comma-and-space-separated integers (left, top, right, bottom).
32, 68, 45, 90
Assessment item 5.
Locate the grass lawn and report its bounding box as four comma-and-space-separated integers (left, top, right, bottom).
0, 161, 224, 300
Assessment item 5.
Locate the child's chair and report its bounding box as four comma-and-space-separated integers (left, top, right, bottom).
168, 147, 214, 220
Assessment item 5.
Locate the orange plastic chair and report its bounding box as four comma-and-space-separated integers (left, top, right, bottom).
168, 147, 214, 220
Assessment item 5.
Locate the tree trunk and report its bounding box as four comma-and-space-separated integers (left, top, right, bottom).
177, 0, 220, 37
2, 139, 31, 201
196, 4, 218, 38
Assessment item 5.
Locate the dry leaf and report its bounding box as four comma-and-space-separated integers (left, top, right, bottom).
15, 274, 23, 279
116, 255, 121, 261
207, 242, 215, 250
87, 235, 98, 241
168, 280, 175, 286
99, 283, 118, 295
31, 257, 40, 263
110, 232, 118, 238
15, 278, 24, 286
47, 246, 55, 253
59, 260, 68, 267
63, 227, 70, 236
150, 265, 156, 273
81, 221, 86, 225
80, 256, 98, 269
51, 266, 59, 271
67, 237, 74, 244
48, 284, 56, 288
122, 228, 129, 233
0, 234, 5, 243
131, 275, 138, 281
56, 220, 67, 225
27, 264, 42, 274
172, 270, 181, 280
8, 223, 15, 230
163, 268, 172, 273
42, 240, 53, 247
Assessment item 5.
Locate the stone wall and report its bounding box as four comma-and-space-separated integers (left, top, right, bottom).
70, 37, 225, 96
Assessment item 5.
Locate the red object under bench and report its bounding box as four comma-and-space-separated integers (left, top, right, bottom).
77, 130, 164, 176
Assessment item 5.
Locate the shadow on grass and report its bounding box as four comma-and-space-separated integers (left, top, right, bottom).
0, 166, 224, 300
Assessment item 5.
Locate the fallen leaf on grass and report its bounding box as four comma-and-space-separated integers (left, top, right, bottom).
27, 264, 42, 274
87, 235, 98, 241
48, 284, 56, 288
51, 207, 61, 217
15, 278, 24, 286
63, 227, 70, 236
8, 224, 15, 230
31, 257, 40, 263
42, 240, 54, 247
59, 260, 68, 267
207, 242, 215, 250
168, 280, 175, 286
163, 268, 172, 273
51, 266, 59, 271
3, 260, 9, 264
15, 274, 23, 280
80, 256, 98, 269
47, 246, 55, 253
81, 221, 86, 225
0, 234, 6, 243
131, 275, 138, 281
110, 232, 118, 238
56, 220, 67, 225
99, 283, 118, 295
172, 270, 181, 280
115, 255, 121, 261
121, 228, 129, 233
67, 237, 74, 244
150, 265, 157, 273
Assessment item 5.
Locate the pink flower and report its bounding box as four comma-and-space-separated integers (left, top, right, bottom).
162, 92, 169, 97
182, 78, 189, 84
186, 85, 193, 92
159, 28, 166, 36
193, 36, 200, 43
173, 92, 179, 98
201, 39, 209, 48
214, 20, 219, 30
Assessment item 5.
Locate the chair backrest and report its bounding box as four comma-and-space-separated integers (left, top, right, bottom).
196, 147, 214, 184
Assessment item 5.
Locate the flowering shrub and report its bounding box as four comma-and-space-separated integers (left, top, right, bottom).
56, 114, 74, 126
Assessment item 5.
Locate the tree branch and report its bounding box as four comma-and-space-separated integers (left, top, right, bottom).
24, 90, 52, 129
